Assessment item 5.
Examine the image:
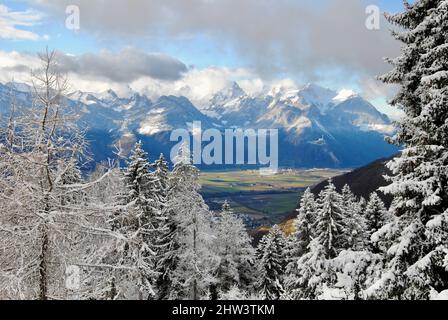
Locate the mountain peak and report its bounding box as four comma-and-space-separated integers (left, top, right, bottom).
298, 83, 337, 106
208, 81, 246, 106
333, 89, 358, 103
5, 81, 32, 93
219, 81, 246, 100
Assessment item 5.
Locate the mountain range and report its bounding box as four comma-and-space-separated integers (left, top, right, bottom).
0, 81, 399, 169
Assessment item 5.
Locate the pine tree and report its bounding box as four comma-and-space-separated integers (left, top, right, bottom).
257, 225, 286, 300
341, 185, 367, 250
210, 201, 256, 299
367, 0, 448, 299
315, 180, 347, 259
154, 154, 169, 212
291, 188, 317, 257
284, 188, 317, 297
287, 239, 335, 300
120, 141, 157, 299
159, 144, 214, 300
152, 153, 175, 299
365, 192, 389, 241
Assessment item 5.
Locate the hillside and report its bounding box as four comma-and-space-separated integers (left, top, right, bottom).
310, 155, 395, 205
276, 155, 396, 237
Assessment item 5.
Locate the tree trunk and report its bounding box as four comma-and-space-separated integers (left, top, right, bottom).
38, 223, 49, 300
193, 227, 198, 300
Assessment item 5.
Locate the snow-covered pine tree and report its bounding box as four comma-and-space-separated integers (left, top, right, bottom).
367, 0, 448, 299
290, 188, 317, 257
315, 180, 347, 259
333, 250, 384, 300
210, 201, 256, 299
341, 185, 367, 251
119, 141, 158, 299
286, 238, 335, 300
153, 153, 182, 300
159, 143, 214, 300
284, 183, 344, 300
365, 192, 389, 242
284, 188, 317, 297
257, 225, 286, 300
154, 153, 169, 213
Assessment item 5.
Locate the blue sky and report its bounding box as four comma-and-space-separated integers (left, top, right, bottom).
0, 0, 411, 117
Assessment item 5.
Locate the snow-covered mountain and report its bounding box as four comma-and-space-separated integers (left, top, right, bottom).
0, 81, 398, 168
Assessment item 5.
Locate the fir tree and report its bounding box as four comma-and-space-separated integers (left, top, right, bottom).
365, 192, 389, 241
159, 143, 214, 300
341, 185, 367, 250
315, 180, 347, 259
287, 239, 335, 300
291, 188, 317, 256
368, 0, 448, 299
120, 141, 157, 299
257, 225, 286, 300
210, 201, 256, 299
284, 188, 317, 297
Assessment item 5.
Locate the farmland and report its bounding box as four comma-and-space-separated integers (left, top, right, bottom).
199, 169, 345, 227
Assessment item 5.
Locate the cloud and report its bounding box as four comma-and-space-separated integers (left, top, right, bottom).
56, 48, 188, 82
358, 76, 398, 102
0, 51, 40, 83
132, 66, 257, 106
33, 0, 400, 81
0, 4, 49, 41
0, 50, 254, 106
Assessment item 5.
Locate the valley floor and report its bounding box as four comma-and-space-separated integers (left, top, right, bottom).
199, 169, 345, 228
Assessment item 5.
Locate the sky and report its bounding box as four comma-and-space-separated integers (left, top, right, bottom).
0, 0, 411, 118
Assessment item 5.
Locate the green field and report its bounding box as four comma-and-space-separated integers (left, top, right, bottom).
199, 169, 342, 194
199, 169, 344, 226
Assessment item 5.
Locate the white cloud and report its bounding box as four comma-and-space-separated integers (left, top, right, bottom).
56, 48, 187, 82
31, 0, 400, 80
0, 4, 49, 41
358, 77, 398, 101
0, 51, 40, 83
0, 50, 259, 105
133, 66, 257, 106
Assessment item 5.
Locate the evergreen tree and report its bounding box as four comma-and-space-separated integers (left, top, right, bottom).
367, 0, 448, 299
315, 180, 347, 259
210, 201, 256, 299
257, 225, 286, 300
284, 188, 317, 297
287, 239, 335, 300
159, 144, 214, 300
291, 188, 317, 257
154, 154, 169, 211
119, 141, 158, 299
341, 185, 367, 250
365, 192, 389, 241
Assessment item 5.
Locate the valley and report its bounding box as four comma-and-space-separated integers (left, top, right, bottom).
199, 169, 345, 228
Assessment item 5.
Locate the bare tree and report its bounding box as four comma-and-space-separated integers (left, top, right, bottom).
0, 49, 106, 300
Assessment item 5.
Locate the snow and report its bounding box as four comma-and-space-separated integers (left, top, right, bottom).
332, 89, 357, 103
358, 123, 396, 134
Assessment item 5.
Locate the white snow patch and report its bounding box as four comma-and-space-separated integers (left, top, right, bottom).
333, 89, 357, 103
